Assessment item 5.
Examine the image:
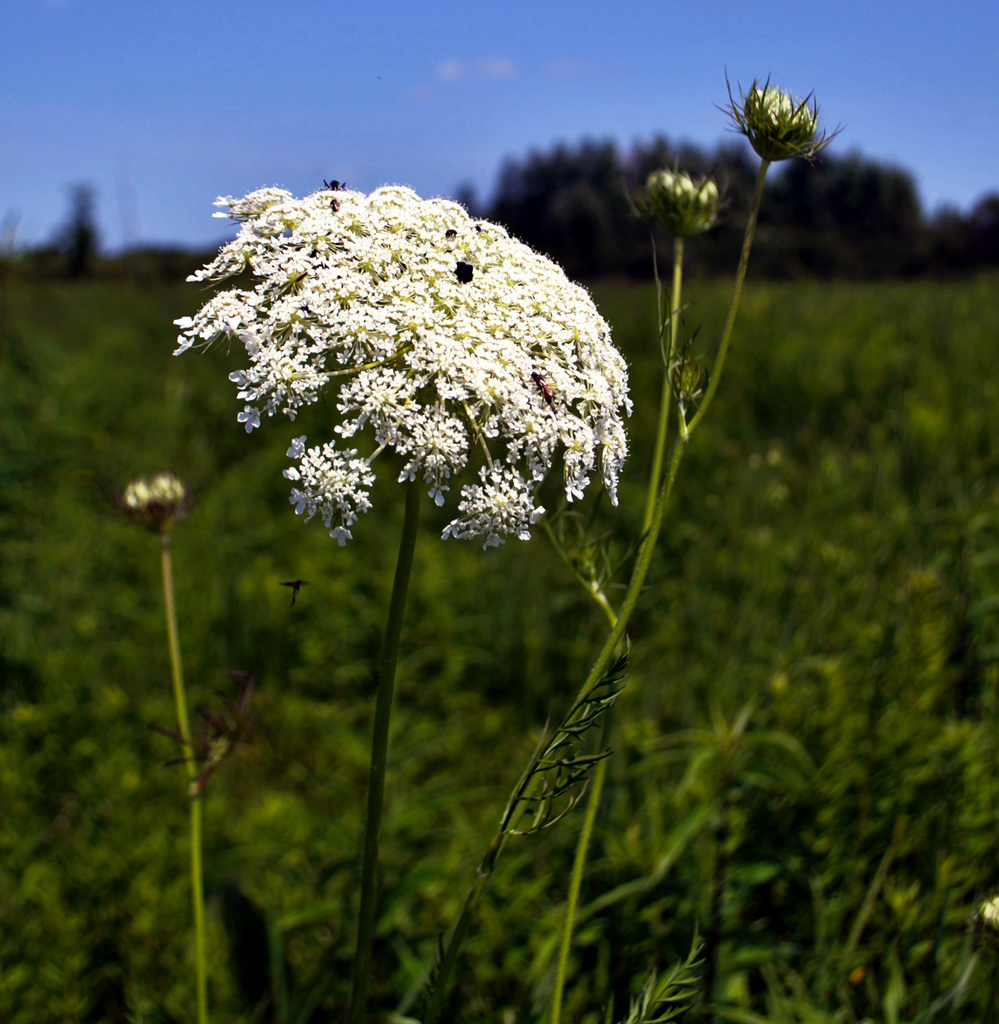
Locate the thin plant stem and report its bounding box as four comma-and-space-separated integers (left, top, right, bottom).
984, 952, 999, 1024
348, 478, 421, 1024
547, 237, 682, 1024
160, 532, 208, 1024
642, 236, 683, 534
550, 706, 615, 1024
428, 438, 687, 1023
429, 158, 772, 1022
702, 813, 728, 1014
551, 234, 683, 1024
686, 159, 770, 436
538, 517, 617, 629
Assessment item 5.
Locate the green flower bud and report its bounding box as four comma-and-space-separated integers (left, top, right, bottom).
633, 169, 720, 238
671, 357, 705, 415
725, 78, 832, 162
119, 473, 188, 532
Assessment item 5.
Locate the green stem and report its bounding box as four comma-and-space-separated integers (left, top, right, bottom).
685, 160, 770, 436
426, 829, 506, 1024
348, 478, 421, 1024
550, 236, 683, 1024
984, 951, 999, 1024
538, 517, 617, 629
551, 235, 682, 1024
160, 533, 208, 1024
643, 236, 683, 534
190, 795, 207, 1023
550, 707, 615, 1024
429, 159, 770, 1022
428, 439, 687, 1023
702, 813, 728, 1015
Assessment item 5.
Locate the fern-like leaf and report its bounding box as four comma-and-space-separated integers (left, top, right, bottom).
620, 934, 703, 1024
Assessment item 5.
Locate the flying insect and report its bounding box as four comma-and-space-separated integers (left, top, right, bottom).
279, 580, 309, 606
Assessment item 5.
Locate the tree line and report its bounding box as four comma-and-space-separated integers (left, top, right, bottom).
11, 143, 999, 282
465, 138, 999, 280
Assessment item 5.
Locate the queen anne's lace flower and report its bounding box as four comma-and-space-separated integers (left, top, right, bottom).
176, 185, 630, 546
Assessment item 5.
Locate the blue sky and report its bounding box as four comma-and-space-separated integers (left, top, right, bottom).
2, 0, 997, 249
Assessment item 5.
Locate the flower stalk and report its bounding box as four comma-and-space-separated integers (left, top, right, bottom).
348, 477, 422, 1024
528, 148, 775, 1024
643, 236, 684, 534
428, 434, 686, 1022
687, 158, 768, 435
160, 531, 208, 1024
550, 708, 614, 1024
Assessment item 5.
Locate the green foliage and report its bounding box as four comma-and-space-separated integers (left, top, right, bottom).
3, 272, 999, 1021
505, 650, 628, 837
619, 935, 703, 1024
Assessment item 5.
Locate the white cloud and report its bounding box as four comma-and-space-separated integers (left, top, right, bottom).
476, 57, 516, 80
433, 58, 517, 83
545, 59, 579, 79
435, 60, 465, 82
411, 83, 443, 103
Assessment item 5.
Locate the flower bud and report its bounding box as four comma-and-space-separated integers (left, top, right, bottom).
633, 170, 720, 239
726, 78, 831, 162
974, 894, 999, 949
119, 473, 188, 532
671, 356, 705, 416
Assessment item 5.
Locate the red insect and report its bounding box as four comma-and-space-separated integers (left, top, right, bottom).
531, 371, 554, 408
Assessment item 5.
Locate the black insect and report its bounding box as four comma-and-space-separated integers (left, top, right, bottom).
531, 371, 554, 408
445, 229, 457, 240
279, 579, 309, 606
475, 224, 482, 233
323, 180, 345, 210
455, 261, 474, 284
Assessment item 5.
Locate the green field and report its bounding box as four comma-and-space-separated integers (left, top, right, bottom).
3, 271, 999, 1023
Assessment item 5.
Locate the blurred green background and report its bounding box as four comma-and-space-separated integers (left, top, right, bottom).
3, 269, 999, 1023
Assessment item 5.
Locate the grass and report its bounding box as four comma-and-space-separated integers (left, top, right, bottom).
2, 271, 999, 1021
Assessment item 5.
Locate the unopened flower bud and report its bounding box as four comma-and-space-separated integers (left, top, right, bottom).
119, 473, 188, 532
974, 894, 999, 949
671, 357, 705, 415
726, 79, 831, 162
633, 170, 720, 238
982, 896, 999, 927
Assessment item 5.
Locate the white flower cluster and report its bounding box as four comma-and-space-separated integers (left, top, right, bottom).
175, 185, 630, 547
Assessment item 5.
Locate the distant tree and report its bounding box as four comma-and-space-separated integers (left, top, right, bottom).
489, 140, 636, 279
59, 185, 100, 278
757, 154, 925, 277
967, 193, 999, 267
481, 138, 998, 281
452, 182, 482, 218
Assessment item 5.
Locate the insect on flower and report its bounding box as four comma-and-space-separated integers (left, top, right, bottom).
323, 180, 346, 212
531, 370, 554, 409
445, 229, 457, 240
455, 261, 474, 283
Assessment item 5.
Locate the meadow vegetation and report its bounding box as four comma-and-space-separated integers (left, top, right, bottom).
3, 268, 999, 1023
